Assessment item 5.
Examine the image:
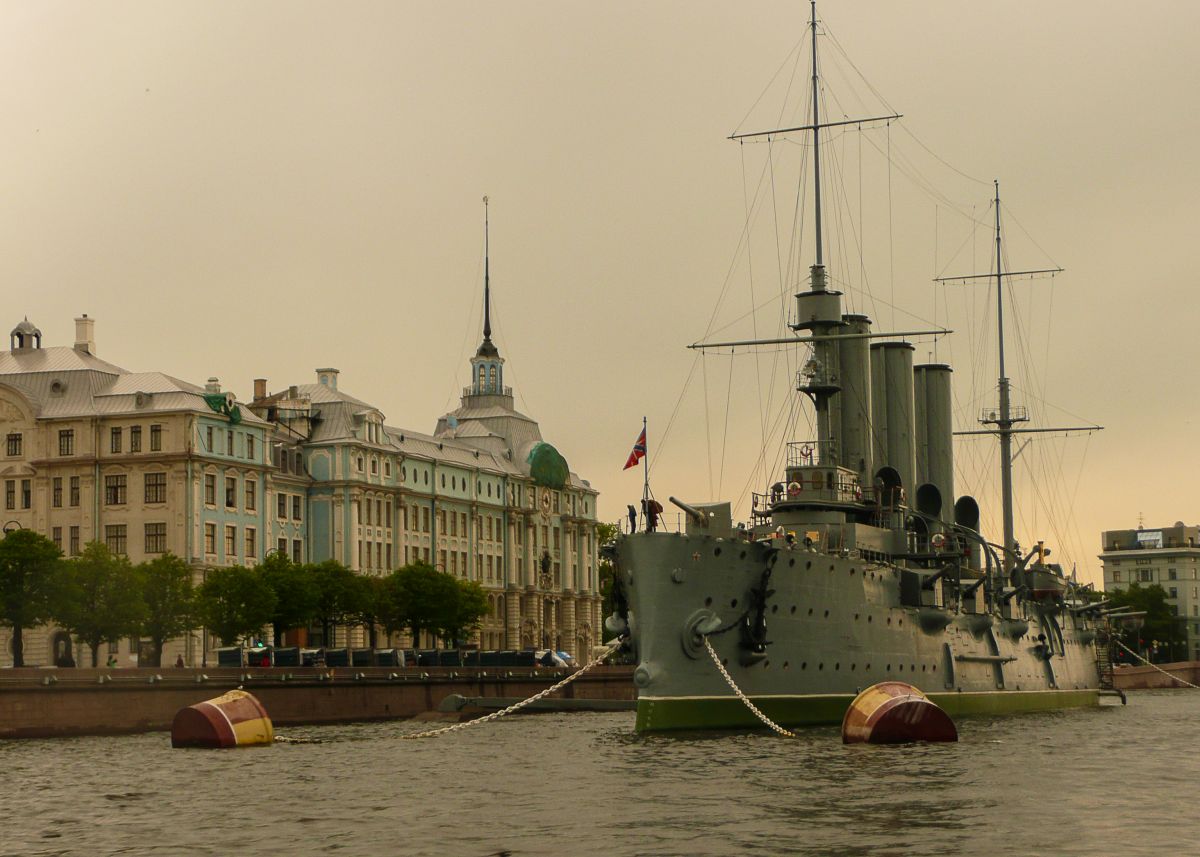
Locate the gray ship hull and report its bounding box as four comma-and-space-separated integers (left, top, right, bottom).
617, 531, 1100, 732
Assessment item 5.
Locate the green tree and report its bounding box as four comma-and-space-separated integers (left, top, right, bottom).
1108, 583, 1184, 663
137, 553, 196, 668
309, 560, 362, 647
260, 553, 318, 647
350, 574, 386, 648
377, 570, 411, 643
596, 521, 619, 641
0, 529, 61, 667
386, 562, 486, 648
437, 578, 488, 646
51, 543, 147, 667
197, 565, 276, 647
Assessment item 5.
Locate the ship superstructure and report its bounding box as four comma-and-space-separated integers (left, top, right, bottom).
609, 2, 1107, 732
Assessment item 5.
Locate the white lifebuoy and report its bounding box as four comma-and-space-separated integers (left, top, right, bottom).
787, 481, 802, 497
931, 533, 946, 550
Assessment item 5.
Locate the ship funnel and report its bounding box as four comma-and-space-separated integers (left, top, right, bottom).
869, 342, 916, 497
914, 364, 954, 523
954, 495, 982, 570
836, 314, 873, 482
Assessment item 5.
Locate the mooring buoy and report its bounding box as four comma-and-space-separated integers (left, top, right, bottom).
841, 681, 957, 744
171, 689, 274, 748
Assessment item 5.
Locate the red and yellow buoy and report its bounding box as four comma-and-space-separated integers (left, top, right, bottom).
171, 690, 274, 748
841, 681, 957, 744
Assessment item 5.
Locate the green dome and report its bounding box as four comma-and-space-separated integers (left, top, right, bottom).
526, 442, 569, 489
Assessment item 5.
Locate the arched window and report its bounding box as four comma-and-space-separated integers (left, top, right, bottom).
477, 366, 486, 389
488, 365, 497, 390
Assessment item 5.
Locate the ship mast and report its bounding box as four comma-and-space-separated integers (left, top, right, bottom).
809, 0, 824, 270
992, 181, 1018, 572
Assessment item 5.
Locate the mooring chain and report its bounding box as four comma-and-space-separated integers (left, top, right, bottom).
702, 636, 795, 738
1114, 640, 1200, 690
401, 638, 627, 740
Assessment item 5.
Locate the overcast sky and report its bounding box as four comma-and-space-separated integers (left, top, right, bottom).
3, 1, 1198, 584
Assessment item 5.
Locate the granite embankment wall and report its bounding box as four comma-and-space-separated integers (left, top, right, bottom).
0, 666, 636, 739
1113, 661, 1200, 690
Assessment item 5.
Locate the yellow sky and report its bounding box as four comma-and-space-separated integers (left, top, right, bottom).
3, 1, 1198, 585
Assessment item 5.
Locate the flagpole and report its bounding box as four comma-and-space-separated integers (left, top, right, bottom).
641, 416, 649, 504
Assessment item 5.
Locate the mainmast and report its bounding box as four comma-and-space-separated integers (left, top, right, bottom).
809, 0, 824, 271
992, 181, 1018, 572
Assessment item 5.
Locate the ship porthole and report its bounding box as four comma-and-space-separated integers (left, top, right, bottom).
771, 604, 778, 614
823, 609, 829, 618
714, 547, 722, 557
730, 598, 738, 609
818, 663, 824, 670
808, 608, 814, 616
834, 663, 840, 670
783, 661, 790, 669
704, 597, 712, 607
789, 558, 796, 568
806, 561, 812, 570
801, 661, 807, 669
867, 615, 873, 623
790, 605, 797, 614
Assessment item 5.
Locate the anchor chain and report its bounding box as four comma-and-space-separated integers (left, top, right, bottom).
401, 637, 627, 740
702, 636, 795, 738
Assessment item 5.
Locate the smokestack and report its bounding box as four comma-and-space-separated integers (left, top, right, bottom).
915, 364, 954, 524
74, 314, 95, 355
869, 342, 916, 495
253, 378, 267, 400
836, 315, 873, 484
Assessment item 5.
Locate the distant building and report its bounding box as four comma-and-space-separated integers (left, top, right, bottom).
248, 286, 602, 653
1100, 523, 1200, 660
0, 316, 271, 667
0, 300, 601, 666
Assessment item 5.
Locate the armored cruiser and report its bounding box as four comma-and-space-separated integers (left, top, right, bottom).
609, 4, 1107, 732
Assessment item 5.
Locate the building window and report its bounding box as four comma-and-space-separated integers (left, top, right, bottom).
278, 494, 287, 519
1169, 568, 1178, 580
5, 433, 20, 457
357, 456, 364, 472
69, 526, 80, 556
21, 479, 30, 509
225, 476, 237, 509
292, 539, 302, 563
129, 426, 142, 453
145, 472, 166, 504
206, 425, 214, 452
105, 524, 128, 555
70, 476, 80, 507
150, 424, 162, 451
225, 525, 236, 559
104, 474, 127, 505
226, 430, 234, 456
292, 496, 302, 521
52, 477, 62, 508
1170, 587, 1178, 599
52, 527, 62, 550
371, 457, 378, 475
438, 549, 447, 570
204, 474, 216, 505
384, 460, 391, 477
110, 427, 122, 453
247, 435, 256, 461
145, 523, 166, 554
204, 523, 216, 555
277, 536, 287, 555
59, 429, 74, 456
1139, 569, 1153, 583
1112, 569, 1121, 582
245, 479, 257, 512
245, 527, 256, 560
386, 499, 392, 527
422, 507, 430, 533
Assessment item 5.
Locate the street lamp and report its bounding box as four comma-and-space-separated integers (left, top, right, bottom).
2, 521, 21, 535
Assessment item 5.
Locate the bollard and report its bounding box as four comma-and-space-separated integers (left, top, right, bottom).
171, 689, 274, 748
841, 681, 957, 744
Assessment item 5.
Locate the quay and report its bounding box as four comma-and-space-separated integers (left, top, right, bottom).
0, 665, 636, 739
1113, 661, 1200, 691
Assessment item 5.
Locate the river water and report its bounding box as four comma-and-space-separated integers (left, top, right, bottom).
3, 690, 1196, 857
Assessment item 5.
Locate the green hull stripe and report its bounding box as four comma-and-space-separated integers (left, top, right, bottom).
635, 689, 1099, 732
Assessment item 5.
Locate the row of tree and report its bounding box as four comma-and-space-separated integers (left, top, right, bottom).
0, 529, 488, 668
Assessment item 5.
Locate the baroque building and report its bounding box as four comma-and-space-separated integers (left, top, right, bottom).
248, 278, 601, 654
0, 300, 600, 666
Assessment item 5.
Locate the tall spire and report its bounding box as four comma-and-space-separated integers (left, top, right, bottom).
475, 195, 500, 360
483, 194, 492, 342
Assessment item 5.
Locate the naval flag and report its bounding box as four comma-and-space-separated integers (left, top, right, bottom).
623, 427, 647, 470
